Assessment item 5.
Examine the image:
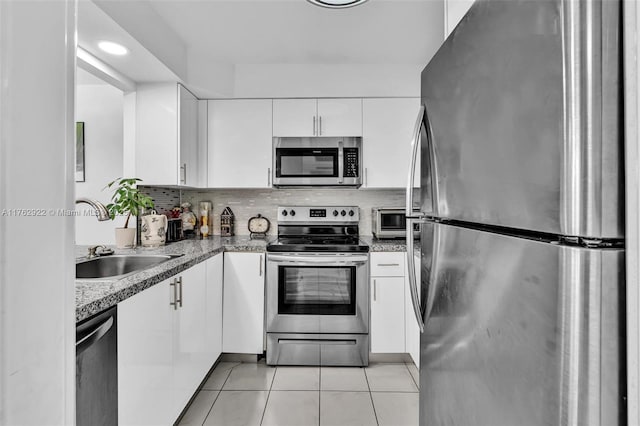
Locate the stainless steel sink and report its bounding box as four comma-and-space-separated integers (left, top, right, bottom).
76, 254, 184, 279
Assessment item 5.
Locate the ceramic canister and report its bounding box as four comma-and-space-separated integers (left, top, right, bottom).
141, 210, 168, 247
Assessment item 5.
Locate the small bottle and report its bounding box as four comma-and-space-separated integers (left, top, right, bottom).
200, 208, 209, 238
180, 202, 197, 238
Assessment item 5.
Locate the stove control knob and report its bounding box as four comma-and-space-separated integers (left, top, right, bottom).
282, 210, 288, 216
348, 210, 355, 217
340, 210, 346, 217
290, 210, 296, 217
333, 210, 339, 217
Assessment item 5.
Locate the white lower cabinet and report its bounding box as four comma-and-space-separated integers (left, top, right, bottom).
405, 253, 421, 367
205, 253, 224, 362
173, 261, 209, 413
118, 277, 175, 425
118, 254, 223, 425
369, 251, 421, 368
370, 252, 406, 353
371, 276, 406, 353
223, 252, 265, 354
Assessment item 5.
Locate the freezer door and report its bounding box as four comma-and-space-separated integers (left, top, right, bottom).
419, 222, 625, 426
420, 0, 623, 239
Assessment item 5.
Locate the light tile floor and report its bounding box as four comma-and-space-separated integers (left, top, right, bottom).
179, 361, 419, 426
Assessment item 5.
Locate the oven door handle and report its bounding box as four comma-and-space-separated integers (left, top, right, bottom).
267, 254, 369, 265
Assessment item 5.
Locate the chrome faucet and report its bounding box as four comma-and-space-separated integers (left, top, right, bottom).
76, 198, 110, 221
87, 245, 106, 258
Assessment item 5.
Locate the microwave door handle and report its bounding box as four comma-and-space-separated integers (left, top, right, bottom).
338, 141, 344, 184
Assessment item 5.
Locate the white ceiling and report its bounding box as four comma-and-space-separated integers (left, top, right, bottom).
78, 0, 180, 83
77, 0, 444, 95
147, 0, 443, 65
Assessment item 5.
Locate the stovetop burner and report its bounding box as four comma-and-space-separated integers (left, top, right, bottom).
277, 238, 314, 245
267, 206, 369, 253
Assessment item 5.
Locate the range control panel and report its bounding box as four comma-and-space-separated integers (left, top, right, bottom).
278, 206, 360, 223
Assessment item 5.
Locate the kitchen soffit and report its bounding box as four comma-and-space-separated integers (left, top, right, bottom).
123, 0, 443, 65
150, 0, 444, 64
78, 0, 180, 83
79, 0, 443, 94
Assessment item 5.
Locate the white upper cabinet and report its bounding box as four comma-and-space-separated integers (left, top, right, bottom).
273, 99, 318, 137
445, 0, 475, 38
135, 83, 204, 187
208, 99, 273, 188
178, 85, 199, 186
316, 98, 362, 136
362, 98, 420, 188
273, 98, 362, 137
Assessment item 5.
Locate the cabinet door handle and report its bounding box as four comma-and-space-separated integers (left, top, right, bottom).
319, 116, 322, 135
170, 278, 178, 310
365, 168, 368, 187
177, 276, 183, 307
268, 168, 271, 186
373, 279, 377, 301
180, 163, 187, 185
377, 263, 400, 267
259, 255, 263, 276
313, 116, 317, 136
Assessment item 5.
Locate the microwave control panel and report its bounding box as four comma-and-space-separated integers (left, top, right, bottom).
344, 148, 359, 178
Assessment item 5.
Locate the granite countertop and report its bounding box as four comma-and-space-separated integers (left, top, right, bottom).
76, 235, 420, 323
75, 236, 271, 323
360, 236, 420, 254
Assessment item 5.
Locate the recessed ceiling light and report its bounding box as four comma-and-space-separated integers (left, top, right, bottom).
98, 41, 128, 56
307, 0, 369, 9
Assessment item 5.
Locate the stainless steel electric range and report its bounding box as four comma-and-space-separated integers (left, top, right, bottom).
266, 206, 370, 366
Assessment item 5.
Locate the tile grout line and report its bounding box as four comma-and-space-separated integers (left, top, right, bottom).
259, 365, 278, 426
404, 362, 419, 390
363, 366, 381, 426
318, 366, 322, 426
200, 364, 236, 425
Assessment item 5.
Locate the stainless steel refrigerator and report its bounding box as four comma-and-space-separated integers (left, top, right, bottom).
404, 0, 626, 425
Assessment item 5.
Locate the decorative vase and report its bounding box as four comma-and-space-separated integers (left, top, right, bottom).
115, 227, 136, 249
140, 211, 168, 247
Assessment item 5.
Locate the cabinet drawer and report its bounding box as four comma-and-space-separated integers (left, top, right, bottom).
370, 252, 405, 277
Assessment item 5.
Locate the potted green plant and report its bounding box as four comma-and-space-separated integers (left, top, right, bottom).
105, 177, 155, 248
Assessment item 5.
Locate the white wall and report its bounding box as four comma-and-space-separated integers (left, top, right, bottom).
75, 79, 125, 245
624, 2, 640, 425
445, 0, 476, 38
0, 1, 76, 424
233, 63, 421, 99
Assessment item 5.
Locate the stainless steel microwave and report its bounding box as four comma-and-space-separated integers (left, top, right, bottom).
372, 207, 420, 239
272, 137, 362, 187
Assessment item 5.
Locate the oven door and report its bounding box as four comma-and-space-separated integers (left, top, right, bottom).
266, 253, 369, 334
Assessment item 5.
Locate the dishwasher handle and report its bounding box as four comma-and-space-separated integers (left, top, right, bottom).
76, 315, 114, 356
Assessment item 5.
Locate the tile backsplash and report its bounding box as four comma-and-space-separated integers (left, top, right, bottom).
182, 188, 420, 236
139, 186, 420, 237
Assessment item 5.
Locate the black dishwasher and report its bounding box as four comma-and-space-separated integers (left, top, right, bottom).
76, 306, 118, 426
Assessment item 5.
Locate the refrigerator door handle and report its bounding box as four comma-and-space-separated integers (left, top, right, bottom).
406, 105, 427, 333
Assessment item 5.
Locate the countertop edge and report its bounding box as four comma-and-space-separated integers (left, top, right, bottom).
76, 237, 417, 322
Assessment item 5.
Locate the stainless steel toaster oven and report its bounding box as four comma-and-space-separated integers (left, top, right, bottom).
372, 207, 420, 239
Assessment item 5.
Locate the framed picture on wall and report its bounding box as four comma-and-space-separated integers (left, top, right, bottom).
75, 122, 85, 182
